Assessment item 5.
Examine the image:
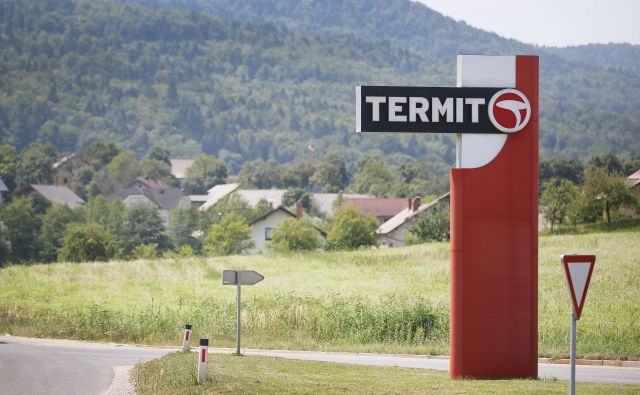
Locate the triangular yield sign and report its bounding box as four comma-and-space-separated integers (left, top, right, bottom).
561, 255, 596, 320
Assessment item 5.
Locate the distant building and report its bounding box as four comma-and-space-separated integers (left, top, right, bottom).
248, 204, 297, 254
341, 197, 408, 225
626, 169, 640, 199
0, 178, 8, 202
108, 178, 189, 225
52, 153, 89, 186
197, 184, 370, 217
377, 193, 450, 247
198, 183, 240, 211
12, 184, 85, 208
128, 178, 170, 190
170, 159, 194, 184
247, 202, 325, 254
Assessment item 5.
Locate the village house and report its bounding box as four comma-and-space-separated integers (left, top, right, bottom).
377, 193, 450, 247
108, 178, 190, 226
341, 197, 408, 225
169, 159, 194, 185
626, 169, 640, 199
52, 153, 89, 186
247, 201, 325, 254
12, 184, 85, 208
198, 183, 371, 217
0, 178, 8, 203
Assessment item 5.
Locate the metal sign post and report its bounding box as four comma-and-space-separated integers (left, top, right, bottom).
236, 271, 241, 355
560, 254, 596, 395
570, 312, 577, 395
222, 270, 264, 355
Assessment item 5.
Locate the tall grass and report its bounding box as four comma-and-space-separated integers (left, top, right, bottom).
0, 227, 638, 358
0, 294, 449, 352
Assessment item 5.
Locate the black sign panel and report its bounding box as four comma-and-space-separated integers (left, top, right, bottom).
356, 86, 506, 134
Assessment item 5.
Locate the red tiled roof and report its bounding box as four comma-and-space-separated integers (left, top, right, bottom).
342, 198, 409, 218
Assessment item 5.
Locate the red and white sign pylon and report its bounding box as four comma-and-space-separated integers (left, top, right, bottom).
183, 324, 192, 351
197, 338, 209, 384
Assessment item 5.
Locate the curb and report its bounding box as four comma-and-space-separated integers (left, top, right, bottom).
538, 358, 640, 368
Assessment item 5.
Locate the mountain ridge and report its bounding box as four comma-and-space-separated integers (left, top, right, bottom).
0, 0, 637, 176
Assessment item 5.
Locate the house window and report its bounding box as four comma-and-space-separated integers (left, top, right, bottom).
265, 227, 273, 241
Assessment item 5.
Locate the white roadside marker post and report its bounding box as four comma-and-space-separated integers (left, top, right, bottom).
197, 338, 209, 384
560, 254, 596, 395
182, 324, 192, 351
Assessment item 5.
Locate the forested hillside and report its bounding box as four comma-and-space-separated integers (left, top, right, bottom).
0, 0, 638, 175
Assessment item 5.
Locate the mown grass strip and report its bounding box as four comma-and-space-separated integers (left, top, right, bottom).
131, 352, 640, 394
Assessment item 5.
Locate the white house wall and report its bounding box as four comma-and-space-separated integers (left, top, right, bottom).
248, 210, 293, 254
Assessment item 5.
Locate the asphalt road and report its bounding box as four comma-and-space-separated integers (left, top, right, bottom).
0, 336, 172, 395
1, 336, 639, 395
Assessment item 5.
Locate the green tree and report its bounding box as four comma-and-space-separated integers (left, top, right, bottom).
589, 153, 624, 176
540, 178, 581, 231
270, 217, 322, 252
205, 194, 255, 225
238, 160, 281, 189
539, 158, 584, 190
39, 204, 82, 262
0, 221, 11, 264
280, 161, 310, 189
94, 151, 141, 195
121, 204, 170, 255
17, 142, 58, 187
0, 198, 41, 262
621, 157, 640, 177
59, 223, 117, 262
583, 168, 638, 223
311, 154, 349, 192
326, 206, 378, 250
169, 206, 202, 253
282, 188, 314, 212
0, 144, 19, 193
183, 155, 228, 194
82, 196, 127, 242
140, 159, 176, 186
84, 141, 120, 170
409, 201, 450, 242
204, 212, 253, 256
354, 156, 395, 197
145, 146, 171, 165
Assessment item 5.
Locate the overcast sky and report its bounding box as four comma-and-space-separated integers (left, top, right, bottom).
416, 0, 640, 47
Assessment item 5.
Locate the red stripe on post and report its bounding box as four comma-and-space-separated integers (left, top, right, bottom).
201, 349, 206, 362
185, 331, 190, 341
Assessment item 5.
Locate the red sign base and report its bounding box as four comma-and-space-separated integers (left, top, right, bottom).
450, 55, 539, 379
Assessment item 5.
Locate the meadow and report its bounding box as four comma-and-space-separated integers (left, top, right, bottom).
0, 226, 638, 359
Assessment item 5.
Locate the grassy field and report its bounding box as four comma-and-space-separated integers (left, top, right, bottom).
131, 352, 640, 394
0, 227, 638, 359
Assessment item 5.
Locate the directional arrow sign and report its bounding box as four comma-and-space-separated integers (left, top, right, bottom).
561, 255, 596, 320
222, 270, 264, 286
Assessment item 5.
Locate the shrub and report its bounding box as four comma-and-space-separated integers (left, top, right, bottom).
133, 243, 159, 259
59, 223, 117, 262
270, 218, 322, 252
409, 202, 450, 242
204, 212, 253, 256
326, 206, 377, 250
